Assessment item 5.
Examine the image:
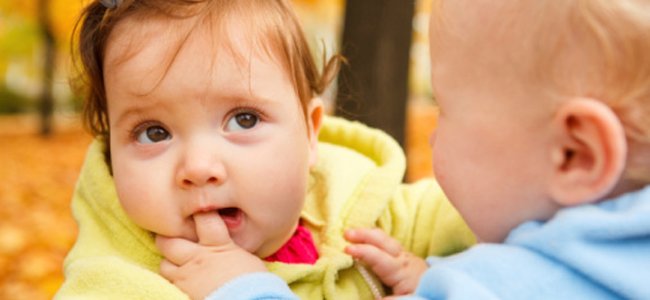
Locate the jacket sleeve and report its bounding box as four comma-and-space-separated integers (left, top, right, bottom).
402, 265, 502, 300
377, 178, 475, 258
205, 273, 298, 300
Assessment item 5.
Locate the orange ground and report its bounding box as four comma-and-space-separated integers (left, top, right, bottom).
0, 101, 437, 299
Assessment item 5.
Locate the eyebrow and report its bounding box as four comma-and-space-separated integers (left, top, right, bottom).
114, 100, 166, 128
222, 93, 281, 107
209, 94, 286, 116
114, 92, 283, 127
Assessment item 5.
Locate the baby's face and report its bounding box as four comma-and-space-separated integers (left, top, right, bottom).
428, 0, 560, 242
103, 16, 318, 258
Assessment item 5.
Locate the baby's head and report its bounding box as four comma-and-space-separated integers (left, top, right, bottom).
74, 0, 338, 258
428, 0, 650, 243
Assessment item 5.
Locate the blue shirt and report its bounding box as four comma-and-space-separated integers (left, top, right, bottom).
410, 185, 650, 299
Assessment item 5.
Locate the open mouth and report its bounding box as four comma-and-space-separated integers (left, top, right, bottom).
216, 207, 243, 229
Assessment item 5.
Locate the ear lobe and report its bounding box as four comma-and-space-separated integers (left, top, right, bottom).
549, 98, 627, 206
307, 97, 324, 167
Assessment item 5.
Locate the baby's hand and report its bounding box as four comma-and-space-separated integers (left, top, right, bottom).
344, 228, 428, 296
156, 212, 267, 300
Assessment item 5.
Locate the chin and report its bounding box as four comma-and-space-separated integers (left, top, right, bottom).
230, 236, 261, 255
254, 241, 287, 259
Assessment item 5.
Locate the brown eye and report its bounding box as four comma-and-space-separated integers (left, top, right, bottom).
136, 125, 171, 143
226, 112, 259, 131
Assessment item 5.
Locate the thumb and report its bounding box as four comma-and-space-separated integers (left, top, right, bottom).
193, 212, 232, 246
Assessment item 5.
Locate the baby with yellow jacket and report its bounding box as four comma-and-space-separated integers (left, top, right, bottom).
56, 0, 474, 299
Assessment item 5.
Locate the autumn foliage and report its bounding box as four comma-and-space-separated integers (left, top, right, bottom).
0, 115, 91, 300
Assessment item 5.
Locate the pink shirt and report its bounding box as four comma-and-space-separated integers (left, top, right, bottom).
264, 223, 319, 264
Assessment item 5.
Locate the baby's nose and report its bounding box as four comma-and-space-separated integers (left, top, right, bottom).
176, 147, 227, 189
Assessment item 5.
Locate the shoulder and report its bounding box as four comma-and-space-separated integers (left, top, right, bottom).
417, 244, 610, 299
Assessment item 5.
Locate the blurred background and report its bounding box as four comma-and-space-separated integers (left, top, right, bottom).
0, 0, 438, 298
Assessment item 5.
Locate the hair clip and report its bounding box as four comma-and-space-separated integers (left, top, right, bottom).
99, 0, 122, 9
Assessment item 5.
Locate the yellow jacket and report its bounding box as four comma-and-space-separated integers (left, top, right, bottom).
56, 116, 474, 299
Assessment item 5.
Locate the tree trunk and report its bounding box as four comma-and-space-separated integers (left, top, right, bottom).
37, 0, 55, 136
335, 0, 415, 147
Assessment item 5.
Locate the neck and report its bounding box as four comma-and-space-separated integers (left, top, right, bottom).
604, 176, 649, 201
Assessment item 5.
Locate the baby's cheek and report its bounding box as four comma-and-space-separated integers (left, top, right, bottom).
116, 189, 151, 226
428, 130, 438, 148
115, 180, 172, 233
431, 148, 446, 180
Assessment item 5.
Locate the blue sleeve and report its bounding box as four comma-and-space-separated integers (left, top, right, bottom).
406, 243, 614, 300
204, 272, 298, 300
402, 265, 501, 300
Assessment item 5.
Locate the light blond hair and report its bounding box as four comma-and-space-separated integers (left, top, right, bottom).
533, 0, 650, 143
529, 0, 650, 181
431, 0, 650, 180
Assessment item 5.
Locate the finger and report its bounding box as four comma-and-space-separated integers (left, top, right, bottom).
345, 228, 403, 256
346, 244, 402, 285
159, 258, 178, 281
155, 235, 199, 265
193, 211, 232, 246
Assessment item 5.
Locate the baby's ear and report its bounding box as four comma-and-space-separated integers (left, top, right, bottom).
307, 97, 324, 167
548, 98, 627, 206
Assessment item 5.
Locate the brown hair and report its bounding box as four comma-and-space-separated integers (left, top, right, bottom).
72, 0, 341, 141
